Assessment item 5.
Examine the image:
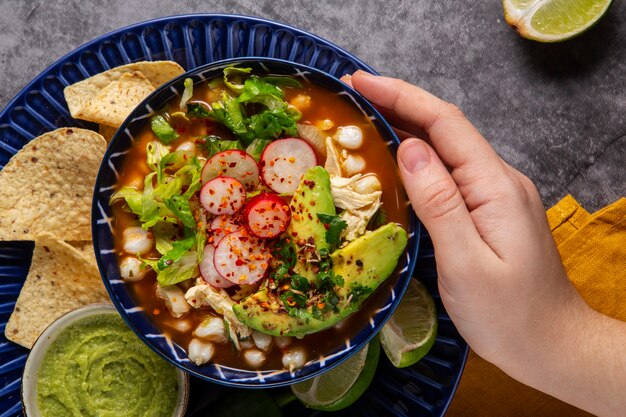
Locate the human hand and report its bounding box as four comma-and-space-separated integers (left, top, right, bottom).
341, 72, 626, 417
344, 70, 586, 365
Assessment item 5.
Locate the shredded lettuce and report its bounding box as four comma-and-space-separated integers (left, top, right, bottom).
109, 187, 143, 215
223, 66, 252, 93
261, 76, 302, 89
245, 138, 272, 162
185, 69, 302, 145
150, 115, 179, 144
157, 230, 196, 270
210, 93, 249, 140
179, 78, 194, 111
141, 250, 199, 286
146, 141, 170, 171
152, 222, 177, 255
140, 172, 160, 226
204, 135, 243, 158
157, 150, 195, 183
195, 228, 207, 263
248, 109, 299, 141
237, 76, 286, 110
163, 195, 196, 229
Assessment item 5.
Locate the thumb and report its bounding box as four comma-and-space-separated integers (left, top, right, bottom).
397, 139, 481, 257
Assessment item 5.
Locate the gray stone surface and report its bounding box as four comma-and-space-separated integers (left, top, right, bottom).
1, 0, 623, 212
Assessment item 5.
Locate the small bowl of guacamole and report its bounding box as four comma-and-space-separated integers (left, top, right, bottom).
21, 304, 188, 417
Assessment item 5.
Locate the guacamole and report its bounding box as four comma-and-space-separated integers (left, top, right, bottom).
36, 313, 179, 417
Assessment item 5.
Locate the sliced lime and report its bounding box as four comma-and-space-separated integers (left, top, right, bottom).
291, 337, 380, 411
381, 279, 437, 368
503, 0, 612, 42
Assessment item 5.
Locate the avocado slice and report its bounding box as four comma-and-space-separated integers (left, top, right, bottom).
287, 166, 336, 281
233, 223, 408, 337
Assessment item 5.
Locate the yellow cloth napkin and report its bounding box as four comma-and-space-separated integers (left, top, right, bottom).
447, 195, 625, 417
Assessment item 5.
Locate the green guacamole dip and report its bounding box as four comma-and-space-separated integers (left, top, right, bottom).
36, 313, 179, 417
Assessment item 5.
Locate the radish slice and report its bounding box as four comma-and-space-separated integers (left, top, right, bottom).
260, 138, 317, 194
199, 244, 234, 288
244, 193, 291, 239
209, 214, 242, 247
201, 150, 260, 190
199, 177, 246, 215
213, 230, 270, 285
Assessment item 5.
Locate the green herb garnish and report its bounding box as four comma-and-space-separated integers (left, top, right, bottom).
317, 213, 348, 251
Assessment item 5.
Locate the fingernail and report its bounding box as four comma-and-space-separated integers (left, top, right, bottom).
399, 139, 430, 173
355, 69, 374, 78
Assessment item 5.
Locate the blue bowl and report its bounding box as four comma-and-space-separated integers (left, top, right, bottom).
92, 57, 420, 388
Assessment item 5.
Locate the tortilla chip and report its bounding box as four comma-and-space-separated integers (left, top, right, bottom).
76, 71, 155, 127
64, 61, 184, 122
99, 124, 118, 142
0, 128, 106, 241
68, 240, 97, 269
5, 233, 110, 349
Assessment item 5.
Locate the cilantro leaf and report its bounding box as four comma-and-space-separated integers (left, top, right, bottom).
349, 283, 374, 303
317, 213, 348, 251
186, 103, 212, 118
291, 275, 310, 292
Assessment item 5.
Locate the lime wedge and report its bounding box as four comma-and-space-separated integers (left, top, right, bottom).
503, 0, 612, 42
291, 337, 380, 411
380, 279, 437, 368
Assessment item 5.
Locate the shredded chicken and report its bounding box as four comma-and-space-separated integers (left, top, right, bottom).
330, 172, 383, 242
185, 280, 252, 350
331, 174, 381, 210
324, 137, 343, 176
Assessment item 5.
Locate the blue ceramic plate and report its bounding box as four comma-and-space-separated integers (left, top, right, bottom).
94, 57, 419, 388
0, 14, 467, 416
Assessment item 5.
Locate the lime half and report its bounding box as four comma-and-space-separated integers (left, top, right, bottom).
291, 337, 380, 411
503, 0, 612, 42
381, 279, 437, 368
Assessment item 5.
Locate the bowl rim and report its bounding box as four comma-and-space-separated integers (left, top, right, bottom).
21, 303, 189, 417
92, 56, 420, 387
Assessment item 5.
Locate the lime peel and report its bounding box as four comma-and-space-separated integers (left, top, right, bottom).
380, 279, 437, 368
291, 337, 380, 411
503, 0, 612, 42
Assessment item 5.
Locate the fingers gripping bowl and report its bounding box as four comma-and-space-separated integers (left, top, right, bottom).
93, 58, 420, 387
